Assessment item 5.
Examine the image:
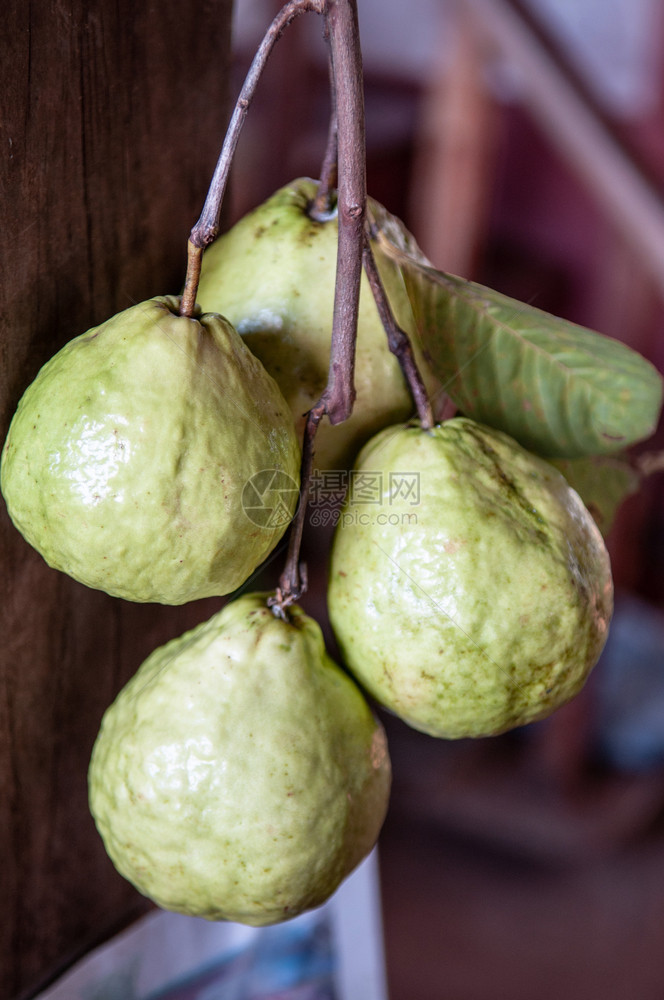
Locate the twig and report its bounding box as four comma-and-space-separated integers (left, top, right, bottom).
179, 241, 203, 318
362, 233, 434, 429
268, 404, 324, 619
179, 0, 323, 316
271, 0, 366, 613
318, 0, 365, 428
309, 46, 338, 220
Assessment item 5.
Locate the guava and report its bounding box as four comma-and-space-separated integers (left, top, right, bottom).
0, 296, 300, 604
196, 177, 441, 469
327, 418, 613, 738
88, 593, 391, 925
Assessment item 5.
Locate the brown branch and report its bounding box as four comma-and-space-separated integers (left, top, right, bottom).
362, 234, 434, 429
190, 0, 323, 250
179, 0, 324, 316
319, 0, 365, 427
179, 241, 203, 317
270, 0, 366, 615
268, 403, 324, 618
309, 46, 338, 220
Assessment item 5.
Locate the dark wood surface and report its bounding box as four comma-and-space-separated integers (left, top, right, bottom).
0, 3, 233, 996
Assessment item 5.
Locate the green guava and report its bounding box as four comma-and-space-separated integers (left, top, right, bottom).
327, 418, 614, 738
88, 592, 391, 925
196, 177, 441, 470
1, 296, 301, 604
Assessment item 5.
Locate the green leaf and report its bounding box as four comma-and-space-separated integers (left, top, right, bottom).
370, 206, 663, 458
548, 455, 641, 536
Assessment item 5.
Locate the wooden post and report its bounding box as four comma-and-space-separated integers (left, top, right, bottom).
0, 2, 234, 996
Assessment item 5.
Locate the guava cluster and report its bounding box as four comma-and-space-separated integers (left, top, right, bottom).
1, 180, 613, 925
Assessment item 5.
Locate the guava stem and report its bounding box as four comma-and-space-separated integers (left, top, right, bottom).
319, 0, 365, 427
180, 242, 203, 317
270, 0, 366, 616
269, 403, 325, 616
362, 234, 434, 430
189, 0, 323, 254
309, 49, 338, 220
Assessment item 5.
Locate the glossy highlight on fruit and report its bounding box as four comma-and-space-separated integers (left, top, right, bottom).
1, 296, 301, 603
88, 593, 391, 925
328, 418, 613, 738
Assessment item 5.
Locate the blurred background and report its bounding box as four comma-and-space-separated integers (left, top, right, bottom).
229, 1, 664, 997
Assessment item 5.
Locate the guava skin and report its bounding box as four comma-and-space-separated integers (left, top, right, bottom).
327, 418, 614, 739
88, 593, 391, 925
0, 296, 301, 604
196, 177, 440, 470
